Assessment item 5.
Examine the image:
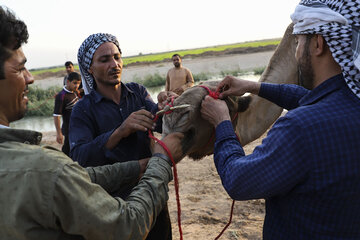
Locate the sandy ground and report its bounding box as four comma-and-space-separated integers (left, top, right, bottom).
41, 131, 266, 240
33, 51, 274, 89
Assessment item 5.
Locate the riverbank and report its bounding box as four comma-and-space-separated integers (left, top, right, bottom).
33, 50, 274, 89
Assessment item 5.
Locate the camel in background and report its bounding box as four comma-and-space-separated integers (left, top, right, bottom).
162, 23, 298, 160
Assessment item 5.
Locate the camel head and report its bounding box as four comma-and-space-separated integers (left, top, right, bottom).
162, 81, 251, 160
162, 23, 299, 161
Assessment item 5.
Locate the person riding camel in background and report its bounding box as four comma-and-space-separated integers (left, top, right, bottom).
0, 6, 185, 240
165, 53, 194, 95
201, 0, 360, 239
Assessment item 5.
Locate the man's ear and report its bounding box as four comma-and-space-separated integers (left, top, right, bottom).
314, 34, 326, 56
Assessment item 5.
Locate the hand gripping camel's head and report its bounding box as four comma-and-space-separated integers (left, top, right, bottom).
162, 81, 251, 160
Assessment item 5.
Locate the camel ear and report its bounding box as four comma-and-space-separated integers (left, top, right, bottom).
237, 95, 251, 112
225, 95, 251, 113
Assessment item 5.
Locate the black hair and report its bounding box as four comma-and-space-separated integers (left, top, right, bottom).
172, 53, 181, 59
65, 61, 73, 67
0, 6, 28, 79
67, 72, 81, 82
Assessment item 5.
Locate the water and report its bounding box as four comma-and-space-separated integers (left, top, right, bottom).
10, 74, 260, 132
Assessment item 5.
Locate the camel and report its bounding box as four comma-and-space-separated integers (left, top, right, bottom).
162, 23, 299, 160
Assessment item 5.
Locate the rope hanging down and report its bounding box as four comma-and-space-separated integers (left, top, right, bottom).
149, 87, 237, 239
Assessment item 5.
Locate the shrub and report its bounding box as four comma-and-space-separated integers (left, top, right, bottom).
253, 66, 266, 75
26, 86, 61, 117
193, 72, 211, 81
142, 73, 166, 88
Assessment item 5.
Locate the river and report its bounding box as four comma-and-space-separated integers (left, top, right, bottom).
10, 74, 260, 132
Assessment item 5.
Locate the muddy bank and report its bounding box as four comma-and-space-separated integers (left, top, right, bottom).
33, 50, 274, 89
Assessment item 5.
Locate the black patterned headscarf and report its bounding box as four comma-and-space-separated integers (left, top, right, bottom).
77, 33, 121, 95
291, 0, 360, 98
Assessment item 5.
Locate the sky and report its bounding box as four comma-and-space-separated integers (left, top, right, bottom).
1, 0, 300, 69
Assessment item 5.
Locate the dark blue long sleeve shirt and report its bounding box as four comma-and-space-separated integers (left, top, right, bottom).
214, 74, 360, 239
69, 82, 161, 167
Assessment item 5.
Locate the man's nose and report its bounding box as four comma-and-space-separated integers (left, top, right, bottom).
25, 68, 34, 85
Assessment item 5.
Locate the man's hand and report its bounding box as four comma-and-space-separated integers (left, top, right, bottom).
201, 96, 230, 127
56, 132, 63, 144
157, 91, 179, 110
153, 132, 184, 164
217, 76, 261, 99
117, 109, 155, 137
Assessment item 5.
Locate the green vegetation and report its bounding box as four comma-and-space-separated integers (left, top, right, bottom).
26, 86, 61, 117
220, 67, 245, 77
141, 73, 166, 88
123, 39, 280, 66
26, 66, 266, 117
253, 66, 266, 75
29, 39, 279, 77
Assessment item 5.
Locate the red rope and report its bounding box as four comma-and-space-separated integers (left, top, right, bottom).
151, 88, 238, 239
214, 200, 235, 240
148, 97, 183, 240
199, 85, 238, 239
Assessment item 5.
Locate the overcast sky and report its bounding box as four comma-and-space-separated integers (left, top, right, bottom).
1, 0, 299, 69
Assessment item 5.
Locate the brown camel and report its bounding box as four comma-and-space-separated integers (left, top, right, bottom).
162, 23, 299, 160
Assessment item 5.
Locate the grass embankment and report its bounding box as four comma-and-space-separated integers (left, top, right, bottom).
29, 39, 279, 76
27, 39, 276, 117
26, 66, 266, 117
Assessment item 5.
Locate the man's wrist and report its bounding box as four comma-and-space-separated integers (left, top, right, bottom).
152, 153, 173, 167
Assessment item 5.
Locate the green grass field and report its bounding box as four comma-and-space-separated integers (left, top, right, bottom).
30, 39, 279, 76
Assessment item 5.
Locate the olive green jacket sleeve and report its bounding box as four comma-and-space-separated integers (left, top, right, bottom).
53, 156, 172, 240
85, 161, 140, 193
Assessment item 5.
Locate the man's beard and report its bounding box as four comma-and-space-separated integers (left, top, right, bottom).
298, 39, 315, 90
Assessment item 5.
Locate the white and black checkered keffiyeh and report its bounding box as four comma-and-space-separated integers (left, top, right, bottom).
291, 0, 360, 98
77, 33, 121, 95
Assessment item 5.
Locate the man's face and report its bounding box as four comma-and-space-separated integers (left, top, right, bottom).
66, 79, 81, 92
295, 34, 315, 90
88, 42, 123, 88
172, 56, 181, 68
0, 48, 34, 125
66, 64, 74, 74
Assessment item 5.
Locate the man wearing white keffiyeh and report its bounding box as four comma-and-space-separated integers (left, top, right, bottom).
200, 0, 360, 239
291, 0, 360, 98
70, 33, 176, 240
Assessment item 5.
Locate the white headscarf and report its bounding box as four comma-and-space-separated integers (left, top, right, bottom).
77, 33, 121, 95
291, 0, 360, 98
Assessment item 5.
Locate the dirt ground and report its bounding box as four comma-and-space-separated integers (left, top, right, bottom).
41, 131, 266, 240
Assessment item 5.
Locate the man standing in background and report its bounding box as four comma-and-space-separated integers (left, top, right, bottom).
165, 53, 194, 95
63, 61, 75, 85
54, 72, 81, 156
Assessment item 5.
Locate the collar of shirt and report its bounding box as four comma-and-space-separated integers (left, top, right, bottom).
0, 128, 42, 145
91, 82, 135, 104
0, 124, 9, 128
63, 86, 74, 93
299, 74, 344, 106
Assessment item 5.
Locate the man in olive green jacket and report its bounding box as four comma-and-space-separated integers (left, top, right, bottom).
0, 6, 183, 240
